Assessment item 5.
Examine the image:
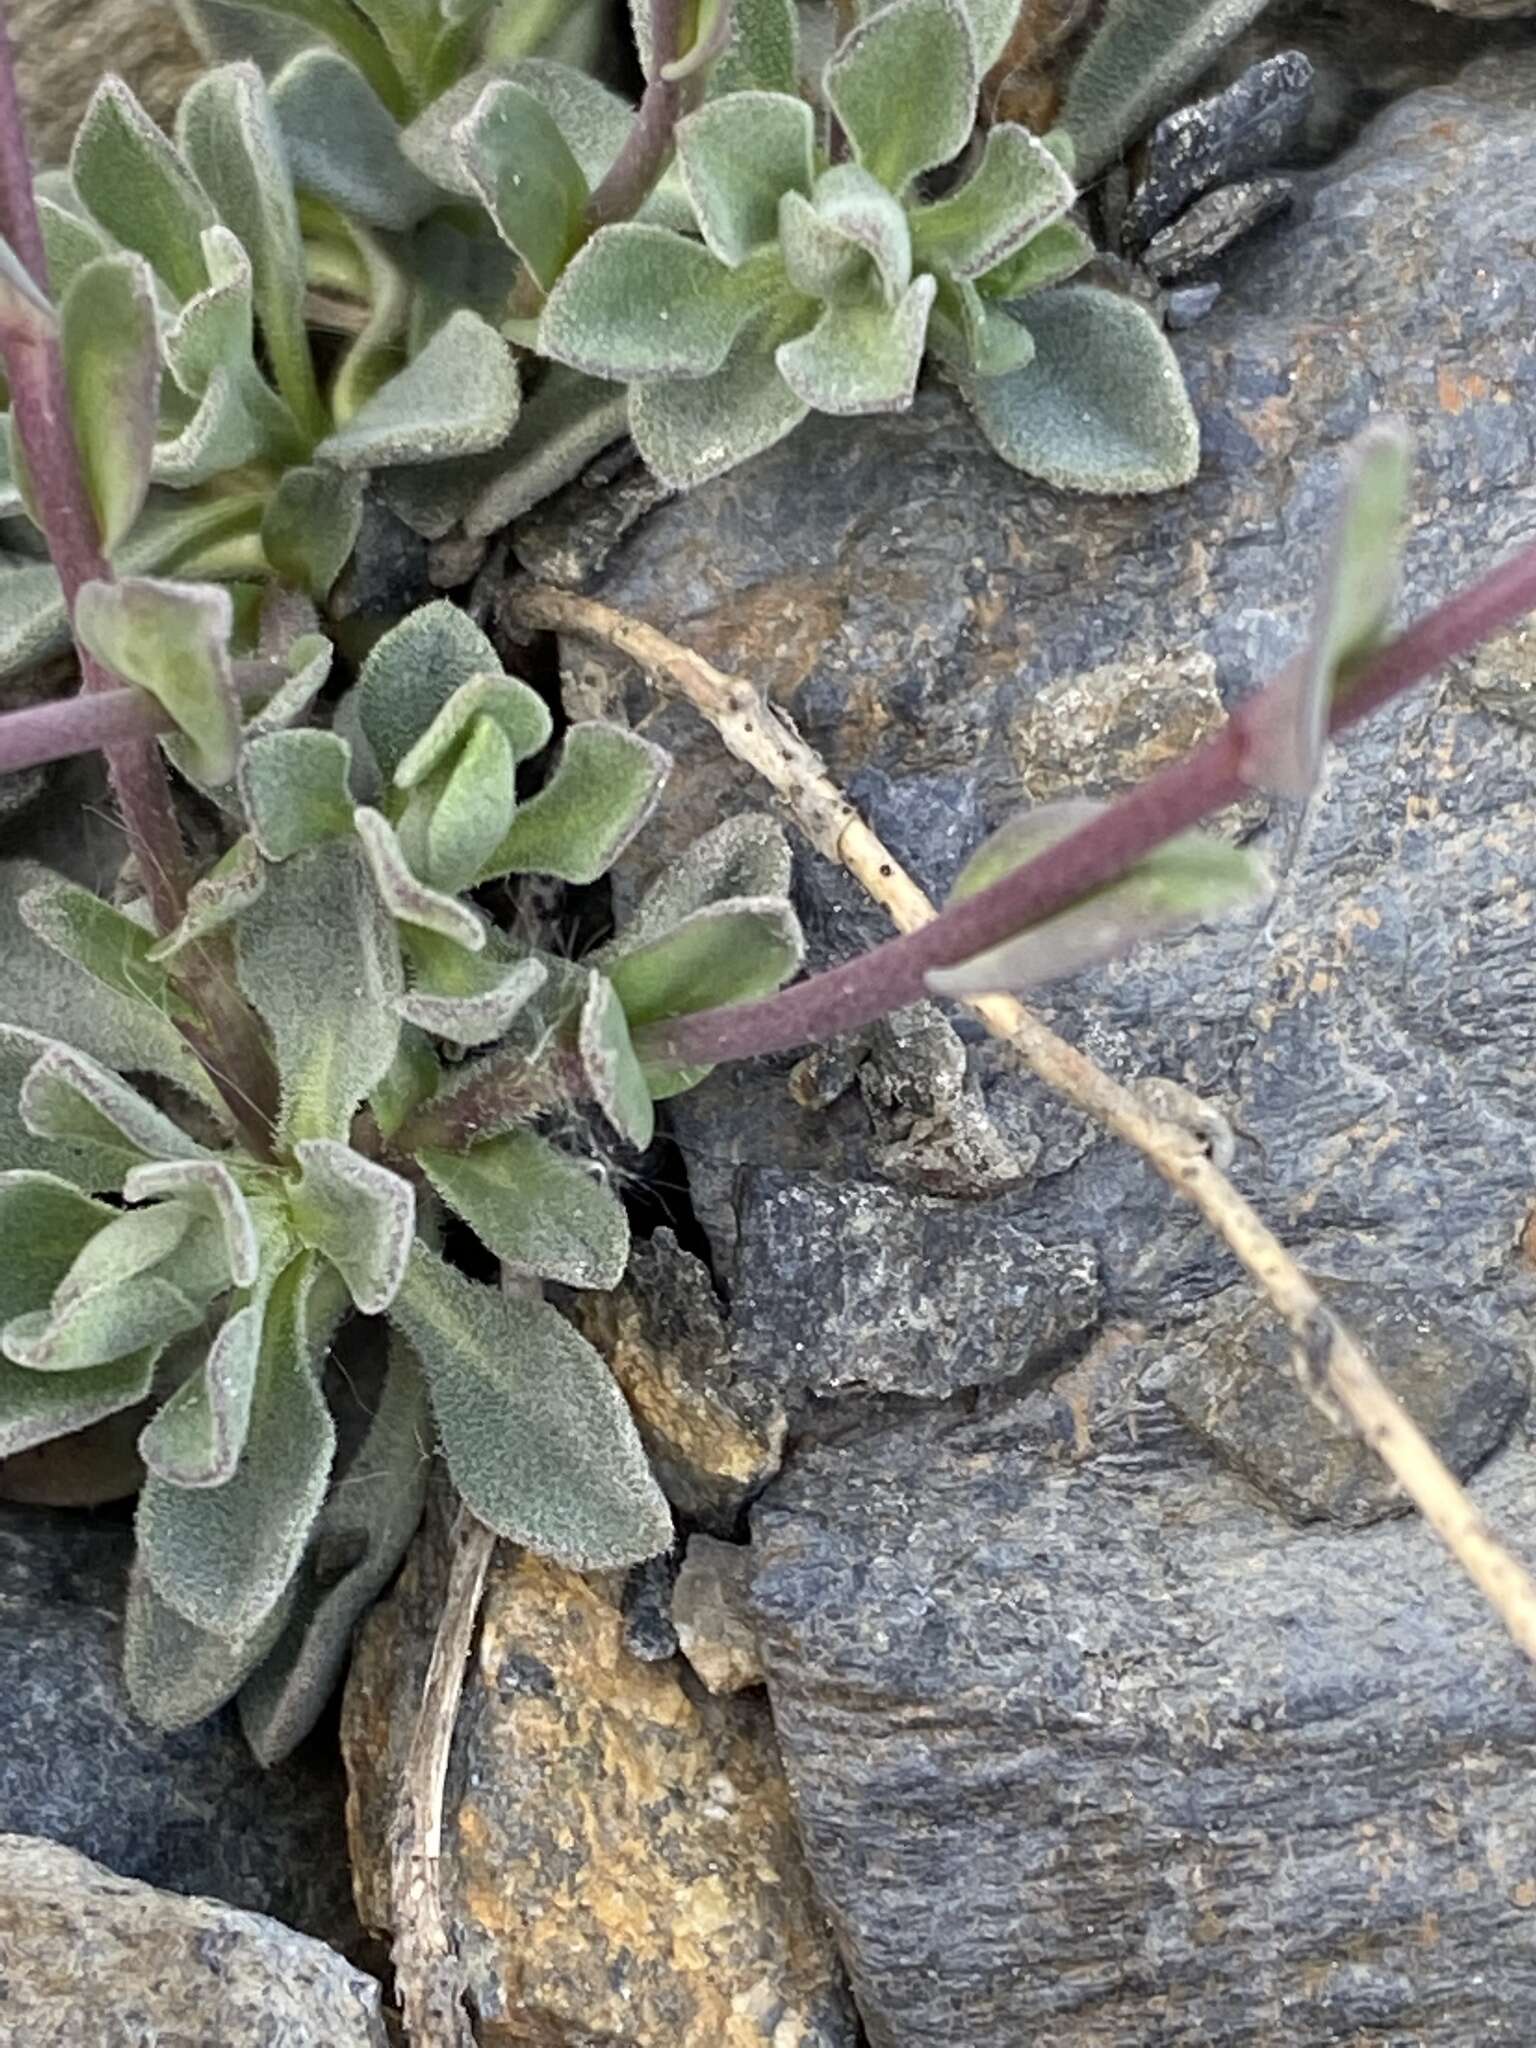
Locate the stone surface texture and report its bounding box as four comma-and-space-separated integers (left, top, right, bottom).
560, 56, 1536, 2047
751, 1343, 1536, 2047
0, 1833, 387, 2047
569, 1229, 786, 1532
733, 1169, 1099, 1400
1123, 51, 1317, 248
0, 1504, 358, 1951
673, 1535, 766, 1695
1151, 1279, 1529, 1525
343, 1521, 857, 2048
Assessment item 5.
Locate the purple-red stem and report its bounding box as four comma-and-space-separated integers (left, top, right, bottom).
633, 530, 1536, 1068
0, 661, 285, 776
0, 12, 191, 935
583, 0, 694, 232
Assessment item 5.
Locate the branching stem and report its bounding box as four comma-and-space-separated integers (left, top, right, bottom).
505, 576, 1536, 1666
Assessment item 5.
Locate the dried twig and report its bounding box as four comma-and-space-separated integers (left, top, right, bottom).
511, 581, 1536, 1666
388, 1501, 495, 2048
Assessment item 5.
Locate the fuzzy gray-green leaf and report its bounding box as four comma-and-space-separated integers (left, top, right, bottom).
776, 275, 935, 413
1058, 0, 1272, 183
316, 310, 521, 471
236, 840, 403, 1145
239, 729, 357, 860
73, 577, 242, 786
928, 274, 1036, 378
625, 812, 794, 947
355, 600, 505, 779
18, 877, 183, 1020
261, 465, 364, 599
711, 0, 799, 93
824, 0, 978, 194
397, 951, 547, 1046
539, 224, 771, 382
0, 1032, 124, 1190
578, 971, 654, 1152
460, 367, 628, 540
392, 1244, 672, 1567
456, 80, 588, 292
137, 1302, 262, 1487
289, 1139, 415, 1313
124, 1563, 298, 1732
401, 57, 633, 197
910, 124, 1075, 280
677, 92, 814, 266
424, 716, 517, 894
1241, 422, 1410, 798
606, 896, 804, 1029
137, 1252, 336, 1642
478, 723, 669, 885
0, 1342, 157, 1459
176, 62, 327, 441
0, 866, 219, 1113
354, 806, 487, 951
21, 1042, 213, 1169
70, 76, 215, 302
968, 286, 1198, 492
3, 1268, 203, 1375
146, 838, 267, 966
396, 671, 553, 786
122, 1158, 261, 1288
59, 254, 159, 553
272, 46, 439, 230
631, 316, 808, 487
237, 1334, 429, 1762
0, 1171, 116, 1325
419, 1129, 629, 1289
975, 217, 1096, 301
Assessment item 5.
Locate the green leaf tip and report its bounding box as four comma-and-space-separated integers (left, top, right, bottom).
1240, 421, 1411, 798
73, 577, 242, 787
823, 0, 978, 195
968, 287, 1199, 494
926, 798, 1272, 997
392, 1244, 672, 1569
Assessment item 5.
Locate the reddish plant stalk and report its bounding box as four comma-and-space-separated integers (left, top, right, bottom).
633, 530, 1536, 1068
583, 0, 697, 232
0, 13, 191, 935
0, 661, 288, 776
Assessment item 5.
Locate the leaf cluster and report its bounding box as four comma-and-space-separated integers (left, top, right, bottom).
0, 0, 1270, 685
0, 586, 803, 1756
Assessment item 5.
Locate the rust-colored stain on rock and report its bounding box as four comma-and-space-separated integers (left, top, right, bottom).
345, 1539, 854, 2047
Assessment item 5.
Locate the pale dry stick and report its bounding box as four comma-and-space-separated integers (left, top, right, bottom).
389, 1500, 495, 2048
512, 581, 1536, 1666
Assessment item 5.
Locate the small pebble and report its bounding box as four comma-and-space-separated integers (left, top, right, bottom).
1165, 281, 1223, 329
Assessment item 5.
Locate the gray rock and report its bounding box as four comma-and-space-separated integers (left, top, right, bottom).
858, 1004, 1029, 1198
750, 1340, 1536, 2046
329, 495, 430, 621
0, 1834, 387, 2047
673, 1535, 766, 1695
732, 1168, 1100, 1400
0, 1504, 359, 1951
1150, 1280, 1530, 1525
581, 52, 1536, 1335
1124, 51, 1316, 248
1164, 279, 1223, 329
621, 1548, 681, 1662
1142, 174, 1296, 282
568, 61, 1536, 2043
